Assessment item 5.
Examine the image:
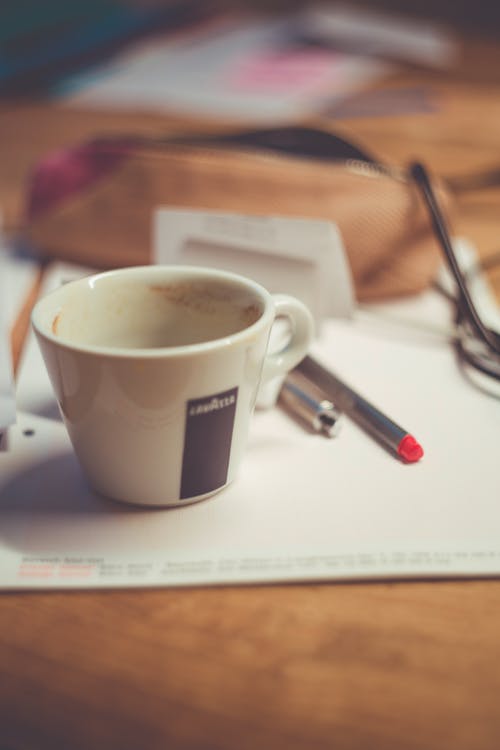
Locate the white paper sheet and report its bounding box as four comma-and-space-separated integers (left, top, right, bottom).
2, 259, 499, 590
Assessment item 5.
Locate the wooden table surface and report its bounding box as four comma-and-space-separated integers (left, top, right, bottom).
1, 25, 500, 750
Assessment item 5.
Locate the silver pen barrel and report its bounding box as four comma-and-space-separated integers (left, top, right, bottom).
279, 375, 343, 438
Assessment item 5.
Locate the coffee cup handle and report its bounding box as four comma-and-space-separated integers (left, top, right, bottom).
260, 294, 314, 384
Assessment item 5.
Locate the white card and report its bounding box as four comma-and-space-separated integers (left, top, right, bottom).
154, 208, 354, 326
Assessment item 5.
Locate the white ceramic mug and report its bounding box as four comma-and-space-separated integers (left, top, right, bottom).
32, 265, 314, 506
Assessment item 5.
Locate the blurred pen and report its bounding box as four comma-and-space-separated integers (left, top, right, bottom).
296, 356, 424, 462
279, 373, 343, 438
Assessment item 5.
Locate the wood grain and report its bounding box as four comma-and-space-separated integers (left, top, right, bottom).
1, 581, 500, 750
2, 27, 500, 750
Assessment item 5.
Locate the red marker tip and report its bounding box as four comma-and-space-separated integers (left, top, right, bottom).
397, 434, 424, 463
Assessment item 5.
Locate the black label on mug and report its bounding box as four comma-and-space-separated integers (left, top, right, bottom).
180, 387, 238, 500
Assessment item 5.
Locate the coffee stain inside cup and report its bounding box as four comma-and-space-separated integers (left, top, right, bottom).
149, 282, 262, 327
48, 281, 263, 349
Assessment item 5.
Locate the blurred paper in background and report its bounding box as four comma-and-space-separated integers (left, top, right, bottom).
0, 2, 459, 121
64, 13, 390, 121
